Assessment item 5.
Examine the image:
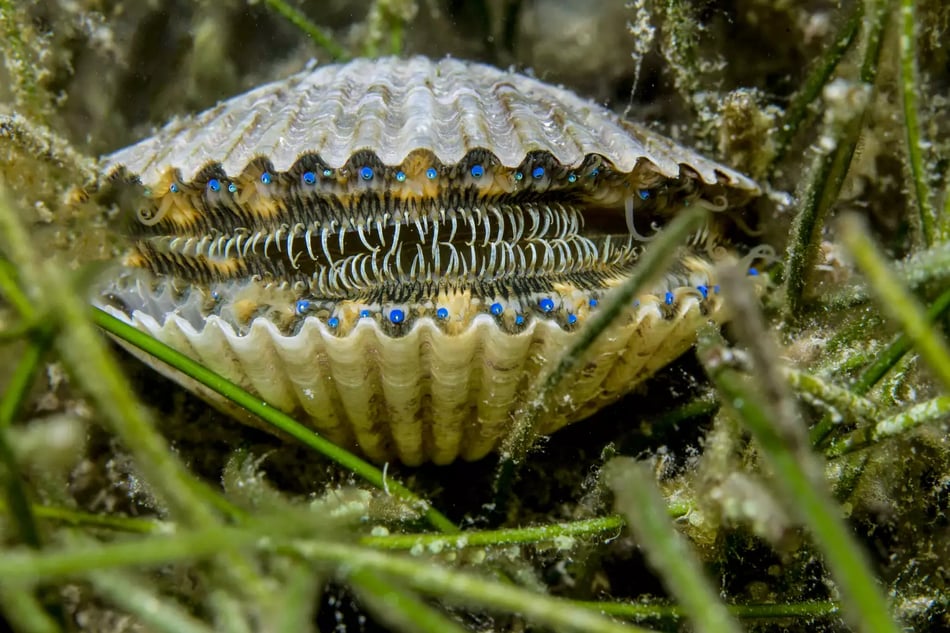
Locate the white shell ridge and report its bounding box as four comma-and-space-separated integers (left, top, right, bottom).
103, 56, 759, 194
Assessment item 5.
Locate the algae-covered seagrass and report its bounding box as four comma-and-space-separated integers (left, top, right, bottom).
96, 56, 760, 465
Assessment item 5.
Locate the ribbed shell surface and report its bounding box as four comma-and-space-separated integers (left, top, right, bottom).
102, 56, 758, 193
102, 292, 720, 465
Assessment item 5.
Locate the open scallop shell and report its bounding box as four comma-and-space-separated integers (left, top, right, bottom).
97, 56, 758, 464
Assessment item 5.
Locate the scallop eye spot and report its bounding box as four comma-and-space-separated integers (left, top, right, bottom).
302, 171, 317, 185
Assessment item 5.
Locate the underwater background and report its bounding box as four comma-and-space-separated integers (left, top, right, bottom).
1, 1, 949, 632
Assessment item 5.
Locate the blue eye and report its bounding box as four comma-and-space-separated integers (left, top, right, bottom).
323, 168, 333, 177
697, 285, 708, 299
514, 171, 524, 181
389, 309, 405, 324
638, 189, 651, 200
748, 267, 759, 276
426, 167, 438, 180
567, 313, 577, 325
515, 314, 525, 325
360, 309, 371, 318
713, 284, 721, 294
260, 172, 273, 185
436, 307, 449, 320
588, 298, 598, 308
532, 166, 545, 179
359, 166, 374, 181
470, 164, 484, 178
228, 183, 238, 193
328, 317, 339, 328
567, 173, 577, 183
302, 171, 317, 185
665, 292, 674, 305
490, 302, 504, 316
590, 168, 600, 177
208, 179, 220, 192
169, 183, 180, 193
295, 300, 311, 314
395, 170, 407, 182
539, 297, 555, 312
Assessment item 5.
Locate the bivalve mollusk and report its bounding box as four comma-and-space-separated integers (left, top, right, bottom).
96, 56, 761, 465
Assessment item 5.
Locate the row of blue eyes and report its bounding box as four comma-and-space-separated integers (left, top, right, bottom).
218, 270, 757, 322
289, 281, 731, 327
168, 165, 644, 196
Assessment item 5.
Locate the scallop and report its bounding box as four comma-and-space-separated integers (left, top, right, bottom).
96, 56, 760, 465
